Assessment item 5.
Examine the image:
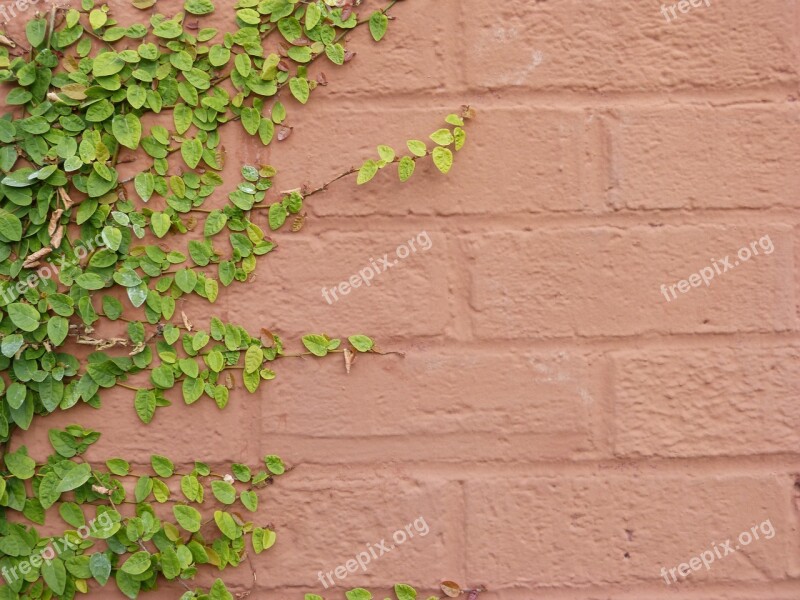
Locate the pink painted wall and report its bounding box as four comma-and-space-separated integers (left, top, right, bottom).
5, 0, 800, 598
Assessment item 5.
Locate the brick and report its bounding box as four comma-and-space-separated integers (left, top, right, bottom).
252, 471, 463, 590
260, 349, 607, 462
461, 0, 798, 93
465, 226, 795, 339
613, 345, 800, 458
307, 0, 463, 97
264, 103, 593, 217
227, 230, 452, 339
607, 106, 800, 210
467, 474, 794, 587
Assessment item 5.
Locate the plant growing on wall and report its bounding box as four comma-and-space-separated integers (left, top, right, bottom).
0, 0, 471, 597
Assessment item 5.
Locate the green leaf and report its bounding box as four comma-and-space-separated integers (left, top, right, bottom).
345, 590, 372, 600
106, 458, 130, 476
268, 203, 287, 230
211, 480, 236, 504
240, 107, 261, 135
394, 584, 417, 600
302, 334, 329, 357
181, 138, 204, 169
264, 454, 285, 475
112, 114, 142, 150
357, 159, 379, 185
398, 156, 415, 182
5, 448, 36, 479
151, 212, 171, 238
325, 43, 345, 65
174, 504, 202, 532
234, 53, 252, 77
289, 77, 310, 104
59, 502, 86, 527
76, 273, 107, 290
121, 551, 152, 575
240, 490, 258, 511
90, 553, 112, 585
244, 345, 263, 373
348, 335, 374, 352
432, 147, 454, 174
26, 17, 47, 47
92, 52, 125, 77
151, 454, 174, 477
185, 0, 214, 15
306, 3, 321, 29
8, 302, 41, 332
47, 316, 70, 346
0, 208, 23, 241
135, 389, 156, 424
407, 139, 427, 157
42, 558, 67, 595
56, 462, 92, 492
430, 128, 455, 146
214, 510, 239, 539
369, 11, 388, 41
174, 103, 193, 135
377, 145, 395, 162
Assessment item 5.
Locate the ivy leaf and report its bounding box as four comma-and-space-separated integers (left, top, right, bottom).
432, 147, 454, 174
240, 490, 258, 512
264, 454, 285, 475
240, 107, 261, 135
289, 77, 310, 104
4, 448, 36, 479
185, 0, 215, 15
325, 43, 345, 65
268, 203, 287, 230
430, 128, 455, 146
407, 139, 427, 157
181, 138, 204, 169
41, 558, 67, 595
348, 335, 374, 352
306, 3, 321, 29
234, 53, 252, 77
112, 114, 142, 150
398, 156, 415, 182
92, 52, 125, 77
47, 316, 70, 346
244, 345, 263, 374
151, 212, 171, 238
214, 510, 239, 539
59, 502, 86, 528
357, 160, 379, 185
174, 505, 202, 532
134, 172, 155, 201
302, 334, 330, 357
0, 208, 23, 241
345, 590, 372, 600
121, 551, 152, 575
8, 303, 41, 332
56, 462, 92, 492
134, 389, 156, 424
395, 585, 417, 600
211, 480, 237, 504
369, 10, 389, 41
151, 455, 174, 477
90, 553, 112, 586
26, 17, 47, 48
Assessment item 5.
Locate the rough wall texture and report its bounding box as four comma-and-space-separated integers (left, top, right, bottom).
6, 0, 800, 598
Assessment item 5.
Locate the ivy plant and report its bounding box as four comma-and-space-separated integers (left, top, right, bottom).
0, 0, 471, 597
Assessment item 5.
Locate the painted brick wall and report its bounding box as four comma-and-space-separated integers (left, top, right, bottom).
6, 0, 800, 599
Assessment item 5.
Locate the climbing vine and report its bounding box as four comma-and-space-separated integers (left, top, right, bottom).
0, 0, 471, 598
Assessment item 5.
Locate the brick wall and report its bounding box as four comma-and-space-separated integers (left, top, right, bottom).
8, 0, 800, 598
